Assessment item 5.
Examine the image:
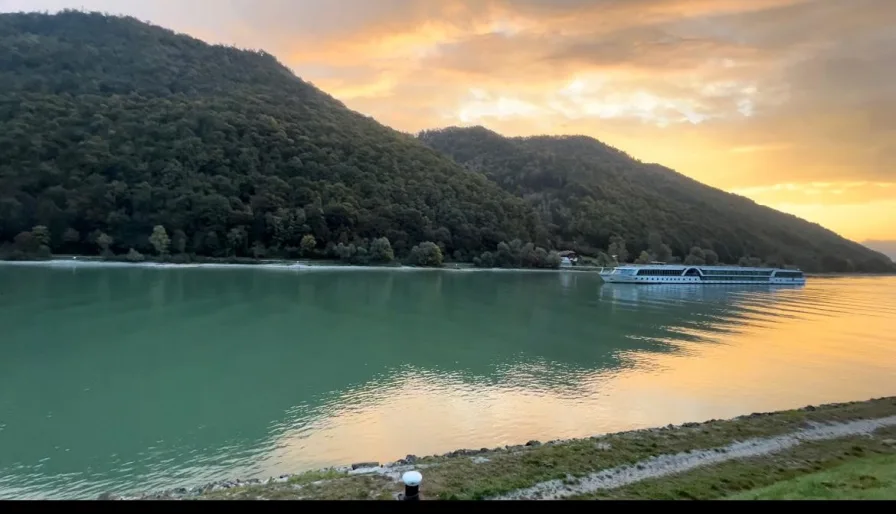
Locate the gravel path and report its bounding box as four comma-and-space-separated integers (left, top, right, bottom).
490, 415, 896, 500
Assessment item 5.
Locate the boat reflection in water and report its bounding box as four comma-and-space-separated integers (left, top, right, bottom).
599, 281, 806, 304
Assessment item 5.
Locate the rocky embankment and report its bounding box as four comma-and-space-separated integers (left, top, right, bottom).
96, 396, 896, 501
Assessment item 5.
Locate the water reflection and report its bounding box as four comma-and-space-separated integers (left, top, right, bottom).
0, 266, 894, 498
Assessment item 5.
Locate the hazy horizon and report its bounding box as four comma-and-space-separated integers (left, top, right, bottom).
862, 240, 896, 261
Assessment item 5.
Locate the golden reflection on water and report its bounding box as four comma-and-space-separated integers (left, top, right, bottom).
266, 277, 896, 475
3, 267, 895, 498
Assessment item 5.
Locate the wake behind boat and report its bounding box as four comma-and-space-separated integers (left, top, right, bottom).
599, 264, 806, 285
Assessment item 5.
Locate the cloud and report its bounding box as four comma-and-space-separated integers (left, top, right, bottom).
729, 144, 791, 154
730, 181, 896, 206
2, 0, 895, 238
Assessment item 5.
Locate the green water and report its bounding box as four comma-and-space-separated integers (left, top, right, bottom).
1, 263, 895, 499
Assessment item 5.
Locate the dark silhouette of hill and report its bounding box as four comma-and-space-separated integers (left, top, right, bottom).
418, 126, 894, 272
862, 240, 896, 262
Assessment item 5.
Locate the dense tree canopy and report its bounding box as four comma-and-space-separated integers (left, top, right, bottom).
418, 127, 895, 273
0, 11, 539, 264
0, 11, 891, 273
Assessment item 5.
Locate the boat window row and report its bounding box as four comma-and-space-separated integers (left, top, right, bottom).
773, 271, 804, 278
635, 269, 686, 276
700, 275, 771, 282
700, 269, 773, 276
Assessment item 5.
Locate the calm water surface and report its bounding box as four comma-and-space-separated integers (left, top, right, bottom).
1, 264, 895, 499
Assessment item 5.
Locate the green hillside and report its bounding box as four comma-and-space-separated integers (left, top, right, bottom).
0, 11, 538, 265
0, 11, 890, 272
418, 127, 894, 272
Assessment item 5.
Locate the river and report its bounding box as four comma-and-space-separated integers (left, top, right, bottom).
1, 262, 894, 499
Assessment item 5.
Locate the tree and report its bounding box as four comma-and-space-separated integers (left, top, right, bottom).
647, 232, 672, 262
96, 232, 113, 256
704, 249, 719, 265
149, 225, 170, 256
475, 251, 495, 268
203, 231, 221, 256
226, 226, 248, 256
369, 237, 394, 263
31, 225, 50, 247
595, 252, 615, 266
335, 242, 357, 262
300, 234, 316, 256
495, 241, 514, 267
63, 228, 80, 244
684, 246, 706, 265
172, 230, 187, 254
607, 236, 629, 263
408, 241, 443, 267
29, 225, 53, 258
634, 250, 650, 264
251, 241, 267, 259
126, 248, 144, 262
13, 231, 35, 252
545, 250, 562, 269
533, 246, 548, 267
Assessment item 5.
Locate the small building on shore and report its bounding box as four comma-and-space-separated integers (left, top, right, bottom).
558, 250, 578, 267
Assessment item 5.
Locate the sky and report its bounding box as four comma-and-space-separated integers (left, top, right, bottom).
2, 0, 894, 244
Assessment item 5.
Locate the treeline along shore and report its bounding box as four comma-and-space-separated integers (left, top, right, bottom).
5, 227, 893, 274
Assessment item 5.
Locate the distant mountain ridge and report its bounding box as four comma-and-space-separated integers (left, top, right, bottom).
418, 126, 894, 272
0, 11, 891, 273
862, 240, 896, 262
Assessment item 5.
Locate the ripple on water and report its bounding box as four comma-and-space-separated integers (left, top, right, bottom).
0, 268, 894, 498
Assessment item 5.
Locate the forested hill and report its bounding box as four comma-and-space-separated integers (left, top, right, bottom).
0, 11, 541, 264
0, 12, 890, 272
418, 127, 895, 272
862, 240, 896, 262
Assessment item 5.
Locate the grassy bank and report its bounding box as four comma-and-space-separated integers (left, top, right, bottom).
572, 427, 896, 500
126, 396, 896, 500
728, 453, 896, 500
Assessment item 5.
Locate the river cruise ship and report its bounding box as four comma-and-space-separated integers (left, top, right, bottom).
599, 264, 806, 285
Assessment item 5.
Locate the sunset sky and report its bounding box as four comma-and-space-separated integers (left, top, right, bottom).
3, 0, 894, 244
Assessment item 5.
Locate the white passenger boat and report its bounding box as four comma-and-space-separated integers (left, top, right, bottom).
599, 264, 806, 285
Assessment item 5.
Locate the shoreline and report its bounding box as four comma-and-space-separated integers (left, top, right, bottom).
2, 256, 892, 277
0, 255, 597, 273
103, 395, 896, 500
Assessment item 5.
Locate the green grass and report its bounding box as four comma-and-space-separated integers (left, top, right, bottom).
189, 396, 896, 501
573, 426, 896, 500
729, 454, 896, 500
285, 468, 347, 486
409, 397, 896, 500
